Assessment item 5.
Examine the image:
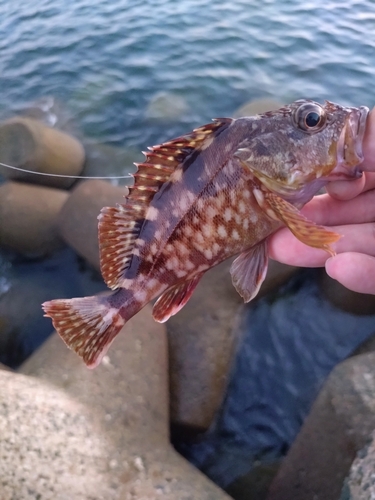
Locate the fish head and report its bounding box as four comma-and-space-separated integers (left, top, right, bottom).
237, 99, 369, 202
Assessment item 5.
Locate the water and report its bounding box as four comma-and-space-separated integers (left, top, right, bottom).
0, 248, 106, 366
180, 270, 375, 488
1, 0, 375, 491
1, 0, 375, 153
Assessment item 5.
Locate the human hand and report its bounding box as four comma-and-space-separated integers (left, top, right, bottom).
268, 106, 375, 295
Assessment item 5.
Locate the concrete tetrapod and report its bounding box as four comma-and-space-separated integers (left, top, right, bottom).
57, 179, 126, 270
0, 117, 85, 188
342, 428, 375, 499
267, 352, 375, 500
0, 181, 68, 257
168, 258, 298, 431
0, 304, 231, 499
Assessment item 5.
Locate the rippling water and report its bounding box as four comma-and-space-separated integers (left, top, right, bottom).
1, 0, 375, 156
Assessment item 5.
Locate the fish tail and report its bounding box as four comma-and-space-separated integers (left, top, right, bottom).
42, 290, 136, 369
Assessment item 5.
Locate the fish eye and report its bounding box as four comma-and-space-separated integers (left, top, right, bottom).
294, 103, 327, 132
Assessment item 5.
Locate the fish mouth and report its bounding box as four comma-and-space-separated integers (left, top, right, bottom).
333, 105, 369, 179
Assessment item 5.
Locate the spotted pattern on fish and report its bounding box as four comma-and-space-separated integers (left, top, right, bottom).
134, 158, 278, 292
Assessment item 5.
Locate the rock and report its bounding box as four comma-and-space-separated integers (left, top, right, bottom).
0, 181, 68, 257
267, 352, 375, 500
341, 430, 375, 499
58, 180, 126, 270
0, 362, 12, 372
168, 260, 244, 431
3, 304, 232, 500
1, 370, 115, 500
0, 116, 85, 188
233, 98, 283, 118
351, 331, 375, 357
168, 259, 297, 431
146, 91, 189, 121
319, 272, 375, 315
226, 461, 281, 500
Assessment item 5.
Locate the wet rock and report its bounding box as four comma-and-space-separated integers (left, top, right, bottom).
58, 180, 126, 270
168, 259, 297, 430
0, 182, 68, 257
267, 352, 375, 500
233, 98, 283, 118
146, 91, 189, 121
341, 430, 375, 500
6, 304, 231, 500
0, 116, 85, 188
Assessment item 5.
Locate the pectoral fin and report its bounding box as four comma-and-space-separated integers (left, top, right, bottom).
264, 191, 340, 255
230, 241, 268, 303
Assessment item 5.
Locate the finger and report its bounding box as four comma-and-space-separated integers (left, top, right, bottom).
334, 223, 375, 255
326, 172, 375, 200
268, 227, 331, 267
326, 176, 365, 200
326, 253, 375, 295
268, 222, 375, 267
362, 172, 375, 192
300, 188, 375, 226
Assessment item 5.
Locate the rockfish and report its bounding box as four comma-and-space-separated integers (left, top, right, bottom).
42, 100, 369, 368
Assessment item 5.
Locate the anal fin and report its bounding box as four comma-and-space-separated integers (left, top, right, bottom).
264, 191, 341, 255
230, 242, 269, 303
152, 273, 204, 323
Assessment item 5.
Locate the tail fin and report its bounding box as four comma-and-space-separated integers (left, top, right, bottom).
42, 295, 126, 368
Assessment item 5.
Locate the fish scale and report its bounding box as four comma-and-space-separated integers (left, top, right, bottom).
43, 99, 369, 368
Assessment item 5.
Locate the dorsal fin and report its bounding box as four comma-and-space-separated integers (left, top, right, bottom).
98, 119, 232, 289
127, 118, 232, 212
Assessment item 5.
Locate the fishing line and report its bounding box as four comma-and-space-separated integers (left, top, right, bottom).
0, 160, 133, 180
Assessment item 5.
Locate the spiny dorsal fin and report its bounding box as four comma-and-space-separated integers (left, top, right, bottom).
127, 118, 232, 213
99, 119, 232, 289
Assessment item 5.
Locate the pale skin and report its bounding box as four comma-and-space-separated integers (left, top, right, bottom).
268, 106, 375, 295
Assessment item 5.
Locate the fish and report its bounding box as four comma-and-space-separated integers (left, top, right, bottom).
42, 99, 369, 368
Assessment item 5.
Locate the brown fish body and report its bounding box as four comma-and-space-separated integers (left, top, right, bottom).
127, 156, 279, 289
43, 100, 369, 368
